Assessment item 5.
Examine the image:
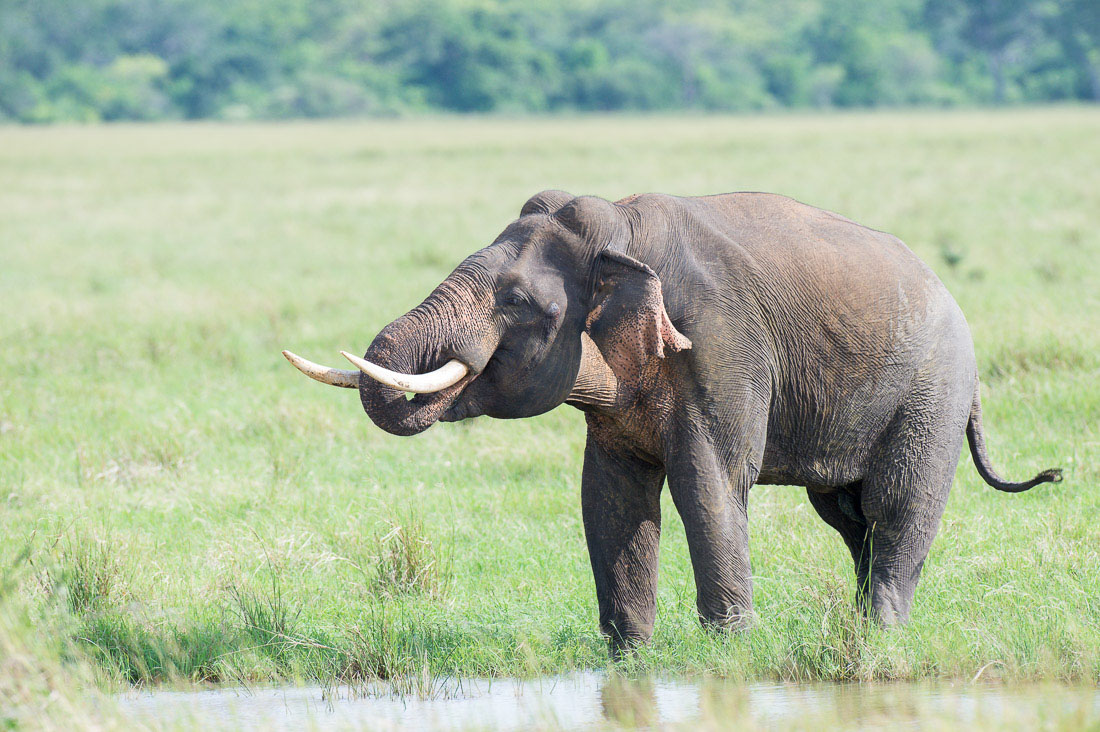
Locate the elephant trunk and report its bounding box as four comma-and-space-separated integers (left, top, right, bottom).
358, 272, 496, 436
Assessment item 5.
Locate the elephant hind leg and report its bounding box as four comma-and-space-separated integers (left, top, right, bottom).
857, 395, 967, 625
856, 494, 949, 626
806, 484, 873, 608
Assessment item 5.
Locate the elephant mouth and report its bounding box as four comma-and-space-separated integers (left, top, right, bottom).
438, 347, 516, 421
439, 399, 476, 422
410, 367, 479, 411
438, 375, 487, 422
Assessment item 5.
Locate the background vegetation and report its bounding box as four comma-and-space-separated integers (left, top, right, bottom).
2, 0, 1099, 122
1, 110, 1097, 703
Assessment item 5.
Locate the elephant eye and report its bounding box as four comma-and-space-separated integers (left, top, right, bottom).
502, 290, 526, 307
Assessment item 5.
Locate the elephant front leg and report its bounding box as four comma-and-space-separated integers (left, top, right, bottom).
582, 435, 666, 655
667, 445, 755, 629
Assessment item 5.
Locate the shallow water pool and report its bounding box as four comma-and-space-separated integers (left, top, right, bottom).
114, 672, 1100, 730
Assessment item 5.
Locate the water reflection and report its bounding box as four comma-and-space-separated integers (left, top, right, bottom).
600, 676, 659, 727
114, 672, 1100, 730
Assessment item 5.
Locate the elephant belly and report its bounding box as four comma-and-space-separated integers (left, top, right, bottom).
757, 372, 911, 488
758, 438, 871, 488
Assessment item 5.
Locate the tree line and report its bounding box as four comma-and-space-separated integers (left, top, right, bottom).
1, 0, 1096, 123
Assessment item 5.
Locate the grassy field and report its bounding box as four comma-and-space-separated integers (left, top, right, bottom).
1, 109, 1098, 700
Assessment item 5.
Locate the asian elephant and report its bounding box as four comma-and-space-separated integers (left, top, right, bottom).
284, 190, 1061, 652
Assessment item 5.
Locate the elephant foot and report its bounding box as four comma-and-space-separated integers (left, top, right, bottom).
849, 573, 912, 628
602, 617, 655, 661
607, 637, 646, 662
863, 581, 914, 627
698, 603, 755, 632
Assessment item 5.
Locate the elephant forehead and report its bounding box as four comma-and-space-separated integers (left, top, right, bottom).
491, 217, 546, 248
481, 219, 582, 271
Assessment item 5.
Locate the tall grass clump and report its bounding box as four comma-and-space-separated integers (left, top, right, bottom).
33, 526, 131, 616
774, 576, 896, 682
371, 518, 450, 599
216, 537, 345, 681
225, 573, 301, 651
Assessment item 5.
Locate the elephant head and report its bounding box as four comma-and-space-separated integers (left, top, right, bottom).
284, 190, 691, 435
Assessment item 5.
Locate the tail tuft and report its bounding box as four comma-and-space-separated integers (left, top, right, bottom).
1035, 468, 1063, 484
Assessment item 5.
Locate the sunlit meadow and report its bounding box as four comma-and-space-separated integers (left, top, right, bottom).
1, 110, 1097, 708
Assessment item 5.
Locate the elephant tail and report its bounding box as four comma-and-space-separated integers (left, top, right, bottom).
966, 379, 1063, 493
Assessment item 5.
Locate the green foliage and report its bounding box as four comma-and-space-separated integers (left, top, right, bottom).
1, 0, 1097, 122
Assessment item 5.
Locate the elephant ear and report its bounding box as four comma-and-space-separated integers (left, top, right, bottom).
520, 189, 574, 216
585, 249, 691, 386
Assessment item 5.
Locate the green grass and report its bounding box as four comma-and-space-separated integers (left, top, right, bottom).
1, 109, 1098, 695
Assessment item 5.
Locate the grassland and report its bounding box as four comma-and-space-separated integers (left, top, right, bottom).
1, 109, 1098, 701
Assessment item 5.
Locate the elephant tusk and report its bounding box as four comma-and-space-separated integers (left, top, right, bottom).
282, 350, 360, 388
340, 351, 469, 394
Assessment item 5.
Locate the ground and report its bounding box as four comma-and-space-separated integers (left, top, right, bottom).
0, 110, 1098, 700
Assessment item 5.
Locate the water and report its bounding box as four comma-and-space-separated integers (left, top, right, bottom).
114, 672, 1100, 730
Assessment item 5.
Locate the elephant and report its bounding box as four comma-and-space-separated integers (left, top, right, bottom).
283, 190, 1061, 652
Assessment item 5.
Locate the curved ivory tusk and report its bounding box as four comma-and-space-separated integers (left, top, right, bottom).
340, 351, 469, 394
282, 350, 360, 388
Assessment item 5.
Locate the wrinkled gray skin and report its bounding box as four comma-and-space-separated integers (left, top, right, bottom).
354, 190, 1061, 654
